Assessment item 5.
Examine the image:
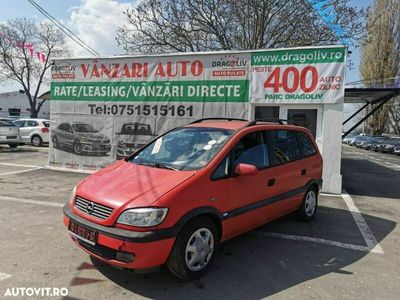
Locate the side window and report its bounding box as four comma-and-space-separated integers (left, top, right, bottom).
211, 156, 230, 180
267, 130, 301, 165
27, 121, 38, 127
232, 131, 269, 169
296, 132, 317, 157
59, 123, 70, 131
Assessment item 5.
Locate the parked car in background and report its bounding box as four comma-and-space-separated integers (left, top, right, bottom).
394, 145, 400, 156
360, 136, 389, 150
14, 118, 50, 147
377, 138, 400, 153
351, 135, 371, 147
63, 118, 323, 280
52, 122, 111, 155
342, 134, 356, 144
373, 138, 400, 153
116, 122, 154, 159
0, 118, 21, 148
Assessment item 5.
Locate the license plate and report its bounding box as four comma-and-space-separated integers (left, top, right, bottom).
6, 136, 17, 139
68, 221, 98, 245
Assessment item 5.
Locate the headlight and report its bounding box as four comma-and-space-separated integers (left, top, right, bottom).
117, 207, 168, 227
70, 185, 77, 204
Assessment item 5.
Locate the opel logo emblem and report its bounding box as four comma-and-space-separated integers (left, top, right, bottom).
86, 202, 95, 214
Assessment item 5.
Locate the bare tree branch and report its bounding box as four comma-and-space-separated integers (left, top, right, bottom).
0, 18, 70, 118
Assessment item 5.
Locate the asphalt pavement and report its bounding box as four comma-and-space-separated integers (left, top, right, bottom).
0, 143, 399, 299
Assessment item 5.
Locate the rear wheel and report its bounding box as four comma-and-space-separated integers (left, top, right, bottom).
167, 217, 218, 281
296, 187, 318, 221
31, 135, 43, 147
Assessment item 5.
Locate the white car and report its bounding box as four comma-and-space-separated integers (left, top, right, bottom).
0, 118, 21, 148
14, 118, 50, 147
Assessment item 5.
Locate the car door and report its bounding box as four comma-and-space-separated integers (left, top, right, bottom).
222, 131, 281, 238
64, 123, 75, 148
24, 120, 38, 143
17, 121, 29, 142
57, 123, 71, 147
265, 129, 305, 213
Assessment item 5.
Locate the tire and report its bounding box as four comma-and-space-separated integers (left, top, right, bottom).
8, 143, 18, 149
296, 186, 318, 221
167, 217, 219, 281
73, 142, 83, 154
52, 136, 59, 149
31, 135, 43, 147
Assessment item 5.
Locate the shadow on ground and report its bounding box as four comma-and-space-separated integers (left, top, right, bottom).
342, 158, 400, 199
81, 206, 395, 300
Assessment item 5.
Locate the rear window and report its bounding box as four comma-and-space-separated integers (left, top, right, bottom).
43, 121, 50, 127
0, 119, 16, 127
296, 132, 317, 157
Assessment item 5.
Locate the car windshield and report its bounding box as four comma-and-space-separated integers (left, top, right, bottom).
121, 123, 152, 135
72, 123, 98, 133
0, 119, 16, 127
130, 127, 234, 171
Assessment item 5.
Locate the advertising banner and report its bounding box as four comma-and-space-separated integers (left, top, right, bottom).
49, 53, 250, 170
250, 47, 346, 104
49, 46, 345, 170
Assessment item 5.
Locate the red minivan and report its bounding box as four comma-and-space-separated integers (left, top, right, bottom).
63, 118, 323, 280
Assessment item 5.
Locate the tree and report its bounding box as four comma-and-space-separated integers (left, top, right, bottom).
116, 0, 364, 54
0, 18, 69, 118
359, 0, 400, 135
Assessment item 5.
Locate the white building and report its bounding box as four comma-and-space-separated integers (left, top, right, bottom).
0, 91, 50, 119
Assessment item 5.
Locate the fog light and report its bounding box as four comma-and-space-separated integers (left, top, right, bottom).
116, 251, 134, 263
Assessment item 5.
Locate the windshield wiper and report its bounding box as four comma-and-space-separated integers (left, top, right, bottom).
138, 162, 178, 171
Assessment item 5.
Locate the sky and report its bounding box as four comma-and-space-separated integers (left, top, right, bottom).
0, 0, 372, 93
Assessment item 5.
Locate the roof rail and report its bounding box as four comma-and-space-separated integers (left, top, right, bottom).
190, 117, 248, 124
247, 118, 300, 127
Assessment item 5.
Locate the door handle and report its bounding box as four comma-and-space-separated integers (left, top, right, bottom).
267, 178, 276, 187
301, 169, 307, 175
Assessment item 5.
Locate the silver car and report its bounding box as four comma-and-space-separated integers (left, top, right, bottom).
116, 122, 154, 159
51, 122, 111, 155
0, 118, 21, 148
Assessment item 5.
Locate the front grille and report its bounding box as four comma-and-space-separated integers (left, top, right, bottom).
75, 196, 114, 220
78, 240, 116, 260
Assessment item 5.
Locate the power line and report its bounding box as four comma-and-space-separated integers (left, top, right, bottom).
27, 0, 101, 57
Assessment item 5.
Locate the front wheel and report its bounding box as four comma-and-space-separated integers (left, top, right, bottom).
167, 217, 218, 281
296, 187, 318, 221
73, 142, 83, 154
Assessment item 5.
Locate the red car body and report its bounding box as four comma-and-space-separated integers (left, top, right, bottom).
63, 120, 323, 277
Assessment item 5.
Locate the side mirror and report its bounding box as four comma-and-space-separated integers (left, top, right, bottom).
235, 163, 258, 176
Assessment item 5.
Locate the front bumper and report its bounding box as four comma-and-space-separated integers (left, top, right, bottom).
116, 143, 145, 158
63, 205, 175, 269
80, 142, 112, 153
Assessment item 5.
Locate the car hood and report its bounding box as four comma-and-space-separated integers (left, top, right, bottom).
76, 160, 196, 210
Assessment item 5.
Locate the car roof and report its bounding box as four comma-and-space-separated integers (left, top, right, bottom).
184, 120, 303, 131
17, 118, 48, 120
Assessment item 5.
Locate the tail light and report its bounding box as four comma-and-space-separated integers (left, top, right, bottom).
41, 127, 49, 133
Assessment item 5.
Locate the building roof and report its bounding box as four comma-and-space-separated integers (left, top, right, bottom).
344, 88, 400, 104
